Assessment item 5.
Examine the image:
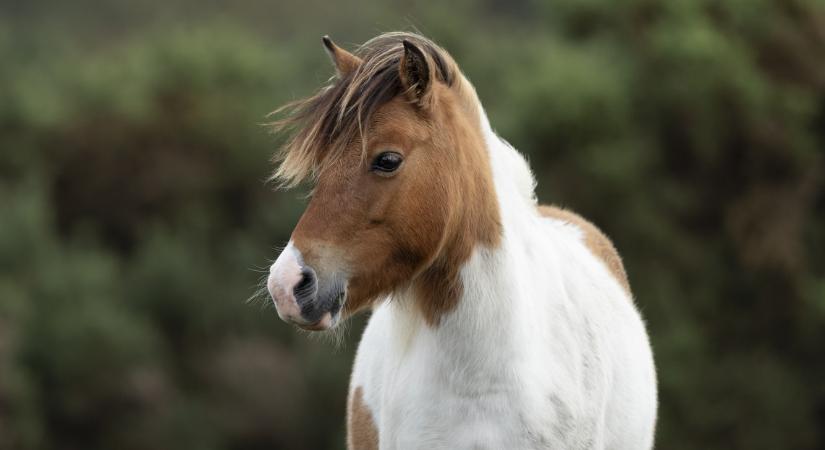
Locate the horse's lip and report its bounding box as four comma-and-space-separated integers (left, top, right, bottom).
295, 312, 335, 331
297, 321, 327, 331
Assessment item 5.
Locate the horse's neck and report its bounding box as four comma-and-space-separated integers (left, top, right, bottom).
386, 114, 550, 380
388, 242, 530, 383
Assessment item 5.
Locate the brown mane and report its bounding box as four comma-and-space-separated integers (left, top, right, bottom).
271, 32, 457, 187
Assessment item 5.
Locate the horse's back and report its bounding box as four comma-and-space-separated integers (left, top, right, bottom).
537, 205, 630, 294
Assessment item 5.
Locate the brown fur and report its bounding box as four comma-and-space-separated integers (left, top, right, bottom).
347, 387, 379, 450
278, 32, 501, 326
538, 205, 631, 293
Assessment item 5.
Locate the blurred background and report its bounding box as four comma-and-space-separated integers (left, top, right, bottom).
1, 0, 824, 449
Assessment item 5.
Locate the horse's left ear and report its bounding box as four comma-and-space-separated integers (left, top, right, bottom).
399, 40, 436, 109
322, 35, 362, 77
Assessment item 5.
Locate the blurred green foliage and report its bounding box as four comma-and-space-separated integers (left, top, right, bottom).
0, 0, 823, 449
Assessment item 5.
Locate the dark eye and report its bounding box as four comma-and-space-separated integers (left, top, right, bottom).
371, 151, 404, 175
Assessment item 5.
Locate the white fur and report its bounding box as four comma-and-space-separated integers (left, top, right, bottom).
348, 101, 657, 449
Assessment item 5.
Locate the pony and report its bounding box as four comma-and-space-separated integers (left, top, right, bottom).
266, 32, 657, 449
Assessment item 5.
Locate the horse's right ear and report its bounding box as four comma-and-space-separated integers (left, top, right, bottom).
322, 36, 361, 77
399, 39, 436, 109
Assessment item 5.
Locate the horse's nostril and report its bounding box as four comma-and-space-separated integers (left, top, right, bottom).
293, 266, 317, 304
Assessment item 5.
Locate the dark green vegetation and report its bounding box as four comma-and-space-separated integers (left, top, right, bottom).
1, 0, 824, 448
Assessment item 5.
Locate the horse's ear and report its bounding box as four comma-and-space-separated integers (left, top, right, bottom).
399, 39, 435, 109
322, 36, 361, 77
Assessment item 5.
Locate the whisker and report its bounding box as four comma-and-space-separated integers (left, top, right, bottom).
245, 271, 272, 307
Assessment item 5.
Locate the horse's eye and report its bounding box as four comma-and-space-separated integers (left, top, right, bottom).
371, 151, 404, 175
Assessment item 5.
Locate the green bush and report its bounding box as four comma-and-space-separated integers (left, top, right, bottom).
0, 0, 823, 448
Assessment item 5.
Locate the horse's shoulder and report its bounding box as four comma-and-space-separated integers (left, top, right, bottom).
537, 205, 631, 293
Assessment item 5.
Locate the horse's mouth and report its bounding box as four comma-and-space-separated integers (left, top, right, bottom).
299, 287, 345, 331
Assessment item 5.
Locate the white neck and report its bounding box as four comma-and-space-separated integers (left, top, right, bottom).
385, 106, 557, 384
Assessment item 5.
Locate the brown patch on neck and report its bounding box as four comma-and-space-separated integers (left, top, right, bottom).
347, 386, 378, 450
538, 205, 631, 294
411, 80, 502, 326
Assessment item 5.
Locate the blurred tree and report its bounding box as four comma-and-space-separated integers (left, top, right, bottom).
0, 0, 823, 449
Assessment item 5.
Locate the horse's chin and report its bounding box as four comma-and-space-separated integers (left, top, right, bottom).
295, 310, 339, 331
